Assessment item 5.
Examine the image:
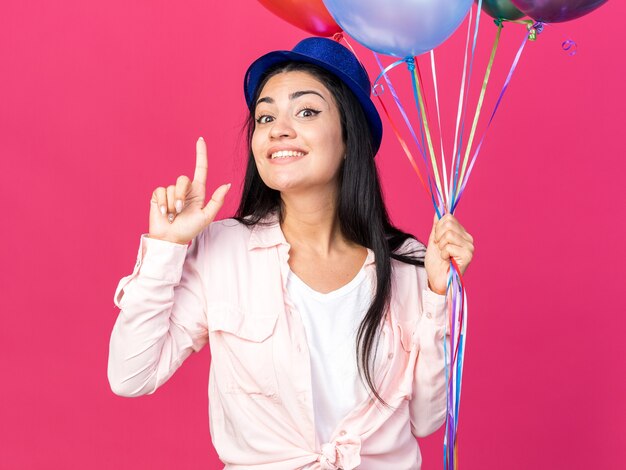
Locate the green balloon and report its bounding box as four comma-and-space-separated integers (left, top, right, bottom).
476, 0, 526, 20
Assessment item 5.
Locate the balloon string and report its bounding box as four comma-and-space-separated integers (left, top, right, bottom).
445, 6, 482, 468
414, 59, 431, 126
430, 50, 450, 207
449, 7, 474, 206
415, 57, 448, 210
373, 56, 427, 159
338, 36, 441, 200
413, 59, 429, 173
450, 0, 483, 211
372, 55, 428, 163
340, 38, 441, 208
373, 57, 409, 88
455, 286, 467, 421
413, 59, 446, 214
443, 306, 450, 470
443, 266, 464, 470
453, 274, 468, 467
453, 22, 541, 212
443, 268, 454, 470
443, 262, 467, 470
409, 60, 445, 213
453, 22, 503, 204
374, 94, 430, 194
372, 53, 443, 217
446, 17, 539, 470
449, 258, 465, 365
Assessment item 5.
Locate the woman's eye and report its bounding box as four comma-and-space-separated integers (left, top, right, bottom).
255, 115, 274, 124
297, 108, 321, 118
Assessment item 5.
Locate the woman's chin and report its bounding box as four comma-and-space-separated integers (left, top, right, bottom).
262, 174, 304, 193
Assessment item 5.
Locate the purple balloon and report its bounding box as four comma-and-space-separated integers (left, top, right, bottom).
510, 0, 608, 23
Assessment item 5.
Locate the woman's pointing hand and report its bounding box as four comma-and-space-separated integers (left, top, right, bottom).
148, 137, 231, 245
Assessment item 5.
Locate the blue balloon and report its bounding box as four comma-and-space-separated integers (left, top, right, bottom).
323, 0, 474, 58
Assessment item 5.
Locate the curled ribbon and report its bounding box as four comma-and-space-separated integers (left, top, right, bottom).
318, 433, 362, 470
562, 39, 577, 56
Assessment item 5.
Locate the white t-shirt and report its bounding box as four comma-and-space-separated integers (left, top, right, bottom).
286, 263, 376, 446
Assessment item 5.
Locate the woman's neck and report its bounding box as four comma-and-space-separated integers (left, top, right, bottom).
279, 189, 344, 257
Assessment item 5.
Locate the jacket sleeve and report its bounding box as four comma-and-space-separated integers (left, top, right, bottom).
409, 267, 459, 438
107, 231, 209, 397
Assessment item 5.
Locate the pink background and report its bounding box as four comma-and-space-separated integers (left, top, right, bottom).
1, 1, 624, 468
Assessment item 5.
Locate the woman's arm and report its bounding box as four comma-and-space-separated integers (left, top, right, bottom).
107, 231, 208, 397
409, 281, 450, 438
108, 137, 230, 397
410, 212, 473, 435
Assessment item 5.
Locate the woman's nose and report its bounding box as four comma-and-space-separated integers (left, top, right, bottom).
269, 116, 296, 139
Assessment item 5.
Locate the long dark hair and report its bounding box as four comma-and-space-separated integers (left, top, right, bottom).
234, 62, 425, 406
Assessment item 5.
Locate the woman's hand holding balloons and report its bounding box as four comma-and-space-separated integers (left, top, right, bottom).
425, 214, 475, 295
148, 137, 231, 245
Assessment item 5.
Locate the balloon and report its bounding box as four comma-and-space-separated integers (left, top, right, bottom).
322, 0, 474, 58
509, 0, 608, 23
257, 0, 342, 36
478, 0, 525, 20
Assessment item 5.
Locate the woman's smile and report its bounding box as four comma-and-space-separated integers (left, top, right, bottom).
267, 146, 308, 163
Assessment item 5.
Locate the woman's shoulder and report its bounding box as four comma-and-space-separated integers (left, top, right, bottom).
200, 212, 281, 251
194, 215, 283, 281
202, 217, 252, 245
208, 217, 250, 231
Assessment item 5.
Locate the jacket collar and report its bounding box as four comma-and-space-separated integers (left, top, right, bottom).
248, 212, 287, 250
247, 211, 375, 267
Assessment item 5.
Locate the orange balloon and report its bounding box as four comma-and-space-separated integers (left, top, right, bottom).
257, 0, 342, 36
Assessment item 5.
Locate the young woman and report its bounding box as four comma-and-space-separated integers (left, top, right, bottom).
108, 37, 474, 470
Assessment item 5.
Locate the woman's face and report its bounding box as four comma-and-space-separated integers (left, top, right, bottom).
251, 70, 345, 195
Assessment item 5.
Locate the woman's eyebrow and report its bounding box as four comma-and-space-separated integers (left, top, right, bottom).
289, 90, 327, 102
256, 96, 274, 106
256, 90, 327, 106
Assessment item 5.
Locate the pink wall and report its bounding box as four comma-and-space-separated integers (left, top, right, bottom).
1, 1, 624, 468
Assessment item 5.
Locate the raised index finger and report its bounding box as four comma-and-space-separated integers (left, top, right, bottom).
193, 137, 208, 186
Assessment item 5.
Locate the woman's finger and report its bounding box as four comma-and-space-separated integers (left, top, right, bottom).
175, 175, 191, 213
201, 183, 231, 224
440, 242, 473, 272
440, 242, 470, 264
437, 229, 468, 252
434, 214, 456, 242
428, 213, 438, 244
152, 186, 167, 216
194, 137, 208, 187
435, 213, 472, 243
166, 185, 176, 223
